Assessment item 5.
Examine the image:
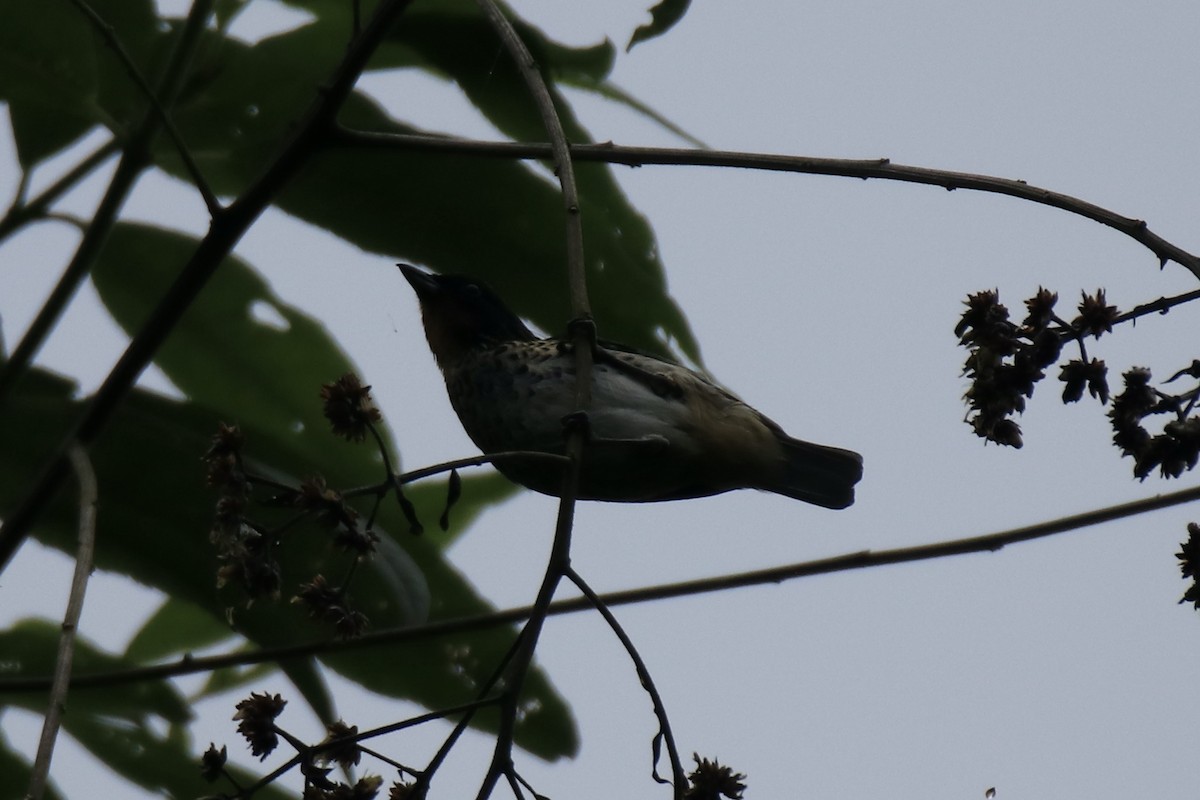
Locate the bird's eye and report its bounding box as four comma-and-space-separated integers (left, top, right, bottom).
465, 284, 483, 298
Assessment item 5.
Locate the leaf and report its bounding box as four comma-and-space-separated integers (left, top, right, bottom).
0, 367, 577, 758
0, 618, 191, 725
159, 21, 699, 362
125, 596, 236, 663
627, 0, 693, 51
0, 0, 99, 167
0, 723, 66, 800
64, 713, 294, 800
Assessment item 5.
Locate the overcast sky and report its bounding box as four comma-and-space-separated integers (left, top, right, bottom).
4, 1, 1200, 798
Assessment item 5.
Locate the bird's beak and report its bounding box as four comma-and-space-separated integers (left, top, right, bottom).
398, 263, 440, 299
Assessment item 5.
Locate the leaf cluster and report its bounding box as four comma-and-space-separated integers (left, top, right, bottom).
0, 0, 698, 795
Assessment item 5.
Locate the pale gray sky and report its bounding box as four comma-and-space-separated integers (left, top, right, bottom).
4, 1, 1200, 797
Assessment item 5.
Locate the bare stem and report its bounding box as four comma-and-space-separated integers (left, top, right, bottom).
24, 443, 97, 800
0, 138, 120, 242
566, 566, 687, 797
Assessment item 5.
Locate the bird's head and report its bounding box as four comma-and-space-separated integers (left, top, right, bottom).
399, 264, 537, 366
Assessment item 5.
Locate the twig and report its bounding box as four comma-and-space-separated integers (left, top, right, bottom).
566, 566, 687, 796
65, 0, 221, 215
2, 480, 1195, 695
469, 2, 591, 797
0, 0, 419, 572
329, 129, 1200, 279
1113, 288, 1200, 326
0, 139, 120, 241
0, 0, 214, 404
391, 450, 570, 487
24, 443, 97, 800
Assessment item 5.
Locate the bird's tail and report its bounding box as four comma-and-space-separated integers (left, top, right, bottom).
767, 437, 863, 509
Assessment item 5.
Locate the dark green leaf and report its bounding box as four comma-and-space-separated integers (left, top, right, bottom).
125, 597, 235, 663
0, 0, 99, 167
192, 653, 278, 700
0, 368, 576, 758
161, 21, 698, 361
0, 724, 66, 800
627, 0, 693, 51
0, 618, 191, 725
64, 713, 294, 800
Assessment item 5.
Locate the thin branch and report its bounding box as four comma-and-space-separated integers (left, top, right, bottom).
566, 566, 687, 796
7, 480, 1194, 699
1113, 288, 1200, 326
329, 129, 1200, 279
0, 0, 419, 572
469, 2, 591, 797
0, 139, 120, 242
65, 0, 221, 215
392, 450, 570, 487
24, 443, 97, 800
0, 0, 214, 404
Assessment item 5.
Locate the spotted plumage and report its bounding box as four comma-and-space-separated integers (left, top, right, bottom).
400, 265, 863, 507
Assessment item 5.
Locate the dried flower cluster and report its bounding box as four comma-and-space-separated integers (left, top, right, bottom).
1177, 522, 1200, 609
294, 574, 369, 639
204, 423, 282, 600
958, 286, 1200, 478
202, 374, 398, 636
206, 695, 432, 800
233, 692, 287, 760
956, 288, 1072, 447
322, 373, 382, 442
685, 754, 747, 800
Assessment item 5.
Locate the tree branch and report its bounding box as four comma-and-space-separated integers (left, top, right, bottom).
24, 443, 97, 800
566, 566, 687, 791
65, 0, 221, 214
0, 138, 120, 242
329, 129, 1200, 279
467, 2, 592, 797
6, 482, 1193, 696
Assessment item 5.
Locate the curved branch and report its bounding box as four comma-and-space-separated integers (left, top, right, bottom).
329, 129, 1200, 279
25, 443, 97, 800
566, 566, 687, 791
469, 2, 592, 797
5, 481, 1195, 695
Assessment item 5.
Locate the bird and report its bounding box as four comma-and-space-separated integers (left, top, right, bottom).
400, 264, 863, 508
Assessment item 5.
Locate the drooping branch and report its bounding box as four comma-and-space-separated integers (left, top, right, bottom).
329, 129, 1200, 279
24, 443, 97, 800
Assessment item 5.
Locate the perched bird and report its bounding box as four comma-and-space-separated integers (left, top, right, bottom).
400, 265, 863, 508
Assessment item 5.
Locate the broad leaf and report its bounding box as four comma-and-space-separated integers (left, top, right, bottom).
0, 368, 577, 758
